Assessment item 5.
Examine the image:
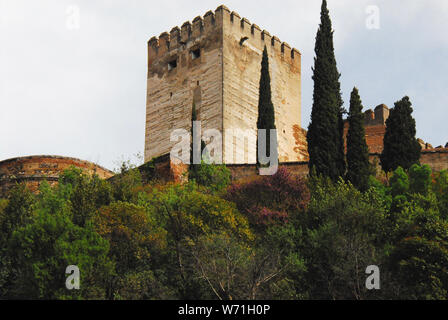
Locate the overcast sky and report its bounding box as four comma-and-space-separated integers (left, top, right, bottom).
1, 0, 447, 171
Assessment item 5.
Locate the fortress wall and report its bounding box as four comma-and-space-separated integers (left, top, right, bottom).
222, 7, 302, 163
0, 156, 114, 197
142, 150, 447, 184
344, 123, 387, 154
368, 150, 448, 174
145, 9, 225, 162
417, 149, 448, 172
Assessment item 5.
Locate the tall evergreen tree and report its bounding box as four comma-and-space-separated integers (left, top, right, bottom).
307, 0, 345, 180
380, 96, 421, 173
256, 46, 277, 166
346, 87, 371, 191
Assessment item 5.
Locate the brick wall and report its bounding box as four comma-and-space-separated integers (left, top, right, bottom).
0, 156, 114, 197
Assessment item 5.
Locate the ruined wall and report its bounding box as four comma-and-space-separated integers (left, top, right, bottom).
222, 7, 302, 163
145, 9, 225, 162
0, 156, 114, 197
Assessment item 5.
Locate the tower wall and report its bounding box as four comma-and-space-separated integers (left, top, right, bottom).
145, 9, 225, 162
222, 8, 302, 163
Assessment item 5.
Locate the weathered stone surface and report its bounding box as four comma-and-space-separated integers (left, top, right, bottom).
0, 155, 114, 197
145, 6, 304, 164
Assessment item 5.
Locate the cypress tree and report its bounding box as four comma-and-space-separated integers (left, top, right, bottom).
380, 96, 421, 172
257, 46, 278, 166
346, 87, 371, 191
307, 0, 346, 180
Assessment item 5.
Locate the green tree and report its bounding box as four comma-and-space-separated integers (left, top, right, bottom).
307, 0, 346, 181
189, 162, 231, 193
59, 167, 113, 227
256, 46, 278, 166
387, 208, 448, 299
409, 164, 432, 196
109, 164, 143, 203
139, 183, 253, 299
380, 96, 422, 173
434, 170, 448, 218
346, 87, 371, 191
0, 184, 36, 242
94, 201, 169, 299
7, 183, 112, 299
303, 177, 388, 299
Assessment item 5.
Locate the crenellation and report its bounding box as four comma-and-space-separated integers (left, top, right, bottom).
147, 6, 300, 65
291, 48, 301, 59
251, 24, 261, 36
281, 41, 290, 53
158, 32, 170, 54
203, 10, 215, 27
281, 42, 293, 63
181, 21, 192, 43
271, 36, 281, 50
230, 11, 241, 23
215, 5, 231, 14
241, 18, 251, 30
261, 30, 271, 43
169, 27, 181, 49
148, 37, 159, 63
192, 16, 204, 37
215, 4, 230, 25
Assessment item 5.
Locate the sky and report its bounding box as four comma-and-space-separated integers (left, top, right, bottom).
0, 0, 447, 171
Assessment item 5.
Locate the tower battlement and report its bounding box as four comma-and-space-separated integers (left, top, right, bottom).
145, 5, 303, 164
148, 5, 300, 66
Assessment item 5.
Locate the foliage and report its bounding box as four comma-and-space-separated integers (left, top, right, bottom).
138, 182, 253, 299
8, 184, 112, 299
109, 164, 143, 203
1, 161, 448, 300
303, 176, 388, 299
188, 162, 231, 193
409, 164, 432, 196
434, 170, 448, 218
0, 184, 36, 242
346, 87, 371, 191
380, 96, 422, 173
387, 210, 448, 300
59, 167, 113, 226
307, 0, 346, 181
94, 202, 166, 274
227, 167, 309, 231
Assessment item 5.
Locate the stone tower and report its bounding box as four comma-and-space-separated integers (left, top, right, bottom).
145, 5, 302, 164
